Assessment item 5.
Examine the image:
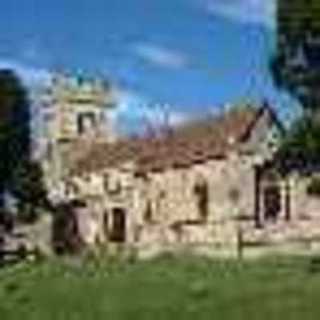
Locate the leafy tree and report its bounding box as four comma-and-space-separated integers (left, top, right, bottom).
11, 160, 50, 223
279, 116, 320, 153
0, 69, 29, 206
0, 69, 48, 223
271, 0, 320, 115
271, 1, 320, 168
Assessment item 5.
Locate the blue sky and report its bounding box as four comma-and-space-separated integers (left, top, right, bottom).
0, 0, 299, 134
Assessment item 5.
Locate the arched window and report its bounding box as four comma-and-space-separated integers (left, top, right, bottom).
144, 201, 153, 223
77, 112, 96, 135
194, 179, 209, 221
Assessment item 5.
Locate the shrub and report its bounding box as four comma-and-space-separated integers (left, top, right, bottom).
307, 177, 320, 196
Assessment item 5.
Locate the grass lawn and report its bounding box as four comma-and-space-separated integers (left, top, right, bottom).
0, 254, 320, 319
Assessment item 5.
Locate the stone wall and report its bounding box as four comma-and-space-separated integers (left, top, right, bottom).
63, 153, 259, 256
62, 154, 320, 259
3, 213, 54, 256
291, 175, 320, 220
134, 153, 256, 226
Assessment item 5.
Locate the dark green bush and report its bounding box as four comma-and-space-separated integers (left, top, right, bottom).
307, 177, 320, 196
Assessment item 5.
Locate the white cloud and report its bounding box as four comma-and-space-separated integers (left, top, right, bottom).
133, 43, 189, 69
202, 0, 276, 28
169, 111, 193, 126
111, 88, 193, 135
110, 88, 149, 118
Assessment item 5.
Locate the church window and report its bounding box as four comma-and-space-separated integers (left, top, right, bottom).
77, 112, 96, 134
144, 201, 153, 223
194, 180, 209, 221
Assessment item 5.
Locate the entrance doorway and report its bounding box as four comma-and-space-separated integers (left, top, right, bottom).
109, 208, 126, 242
263, 183, 281, 222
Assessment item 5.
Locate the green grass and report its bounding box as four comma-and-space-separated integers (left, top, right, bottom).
0, 254, 320, 319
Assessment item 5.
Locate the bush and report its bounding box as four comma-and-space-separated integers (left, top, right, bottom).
307, 177, 320, 196
51, 202, 83, 255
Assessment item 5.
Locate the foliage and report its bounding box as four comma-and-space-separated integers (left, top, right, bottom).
275, 115, 320, 175
271, 0, 320, 112
307, 176, 320, 196
280, 116, 320, 155
51, 201, 84, 255
10, 160, 49, 223
0, 70, 31, 158
0, 256, 320, 319
0, 69, 48, 221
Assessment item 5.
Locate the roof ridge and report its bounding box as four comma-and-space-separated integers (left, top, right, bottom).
71, 106, 273, 175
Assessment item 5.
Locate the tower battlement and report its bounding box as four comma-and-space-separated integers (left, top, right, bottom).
40, 72, 118, 190
41, 72, 117, 142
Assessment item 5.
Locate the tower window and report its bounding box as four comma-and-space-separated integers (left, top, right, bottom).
77, 112, 96, 134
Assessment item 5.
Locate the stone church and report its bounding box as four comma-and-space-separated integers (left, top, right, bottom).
56, 100, 313, 257
37, 73, 320, 257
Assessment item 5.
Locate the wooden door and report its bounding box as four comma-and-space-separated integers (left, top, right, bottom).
109, 208, 126, 242
263, 184, 281, 222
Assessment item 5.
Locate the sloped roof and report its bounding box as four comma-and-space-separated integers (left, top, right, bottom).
71, 104, 280, 175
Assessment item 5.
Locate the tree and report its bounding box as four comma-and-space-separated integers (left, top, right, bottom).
10, 160, 50, 222
271, 1, 320, 168
0, 69, 48, 222
278, 116, 320, 160
140, 103, 174, 138
271, 0, 320, 115
0, 69, 29, 206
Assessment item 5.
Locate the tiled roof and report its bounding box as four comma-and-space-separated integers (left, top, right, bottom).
71, 105, 274, 175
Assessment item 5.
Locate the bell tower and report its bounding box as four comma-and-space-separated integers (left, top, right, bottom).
42, 72, 116, 143
40, 72, 117, 195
